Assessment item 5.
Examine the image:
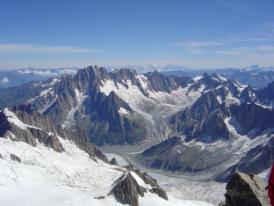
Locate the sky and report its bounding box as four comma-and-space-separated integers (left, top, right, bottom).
0, 0, 274, 69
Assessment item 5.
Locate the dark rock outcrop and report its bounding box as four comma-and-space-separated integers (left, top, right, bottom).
145, 71, 191, 93
109, 157, 118, 165
125, 165, 168, 200
110, 172, 145, 206
230, 103, 274, 136
10, 154, 21, 162
149, 187, 168, 200
1, 106, 108, 161
0, 109, 64, 152
221, 172, 270, 206
28, 128, 64, 152
110, 166, 168, 206
67, 125, 108, 162
86, 89, 146, 146
257, 81, 274, 104
170, 91, 231, 143
140, 135, 237, 173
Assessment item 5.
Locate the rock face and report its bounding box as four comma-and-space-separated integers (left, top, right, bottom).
110, 172, 145, 206
170, 91, 230, 142
140, 135, 233, 173
110, 166, 168, 206
0, 108, 64, 152
109, 157, 118, 165
145, 70, 191, 93
230, 104, 274, 136
10, 153, 21, 162
67, 125, 108, 162
129, 167, 168, 200
0, 66, 193, 146
221, 172, 270, 206
0, 107, 108, 162
140, 73, 274, 175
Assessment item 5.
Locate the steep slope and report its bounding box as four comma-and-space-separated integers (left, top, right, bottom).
0, 106, 106, 161
139, 131, 274, 176
0, 108, 64, 152
220, 172, 270, 206
139, 75, 274, 179
0, 108, 212, 206
1, 66, 274, 180
0, 66, 204, 145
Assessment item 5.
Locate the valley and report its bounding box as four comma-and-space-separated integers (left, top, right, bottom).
1, 65, 273, 205
1, 1, 273, 205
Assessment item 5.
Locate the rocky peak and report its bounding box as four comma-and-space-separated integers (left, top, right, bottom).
191, 91, 224, 118
145, 70, 179, 92
12, 104, 58, 133
110, 168, 168, 206
222, 80, 241, 97
110, 171, 145, 206
240, 85, 257, 103
144, 70, 191, 92
0, 108, 64, 152
107, 91, 131, 112
211, 73, 227, 83
200, 72, 223, 87
170, 90, 230, 142
73, 65, 109, 90
110, 68, 138, 84
220, 172, 270, 206
189, 73, 224, 93
89, 90, 131, 120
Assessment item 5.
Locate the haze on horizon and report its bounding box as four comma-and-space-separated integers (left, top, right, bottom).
0, 0, 274, 69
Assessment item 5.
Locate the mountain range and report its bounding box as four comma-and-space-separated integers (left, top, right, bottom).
2, 65, 274, 89
0, 65, 274, 190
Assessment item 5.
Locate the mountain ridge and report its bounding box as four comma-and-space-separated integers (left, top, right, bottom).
1, 65, 274, 182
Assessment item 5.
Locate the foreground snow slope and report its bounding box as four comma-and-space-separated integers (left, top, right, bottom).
0, 137, 213, 206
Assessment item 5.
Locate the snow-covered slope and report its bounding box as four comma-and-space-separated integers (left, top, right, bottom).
0, 137, 213, 206
0, 108, 213, 206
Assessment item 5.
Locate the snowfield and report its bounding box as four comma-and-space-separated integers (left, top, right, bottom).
99, 76, 204, 140
0, 137, 213, 206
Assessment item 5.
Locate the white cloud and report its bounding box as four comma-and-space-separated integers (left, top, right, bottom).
257, 45, 274, 51
0, 44, 99, 53
214, 47, 253, 55
0, 77, 10, 84
214, 45, 274, 55
170, 41, 223, 49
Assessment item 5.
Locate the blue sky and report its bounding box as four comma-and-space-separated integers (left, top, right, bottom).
0, 0, 274, 68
